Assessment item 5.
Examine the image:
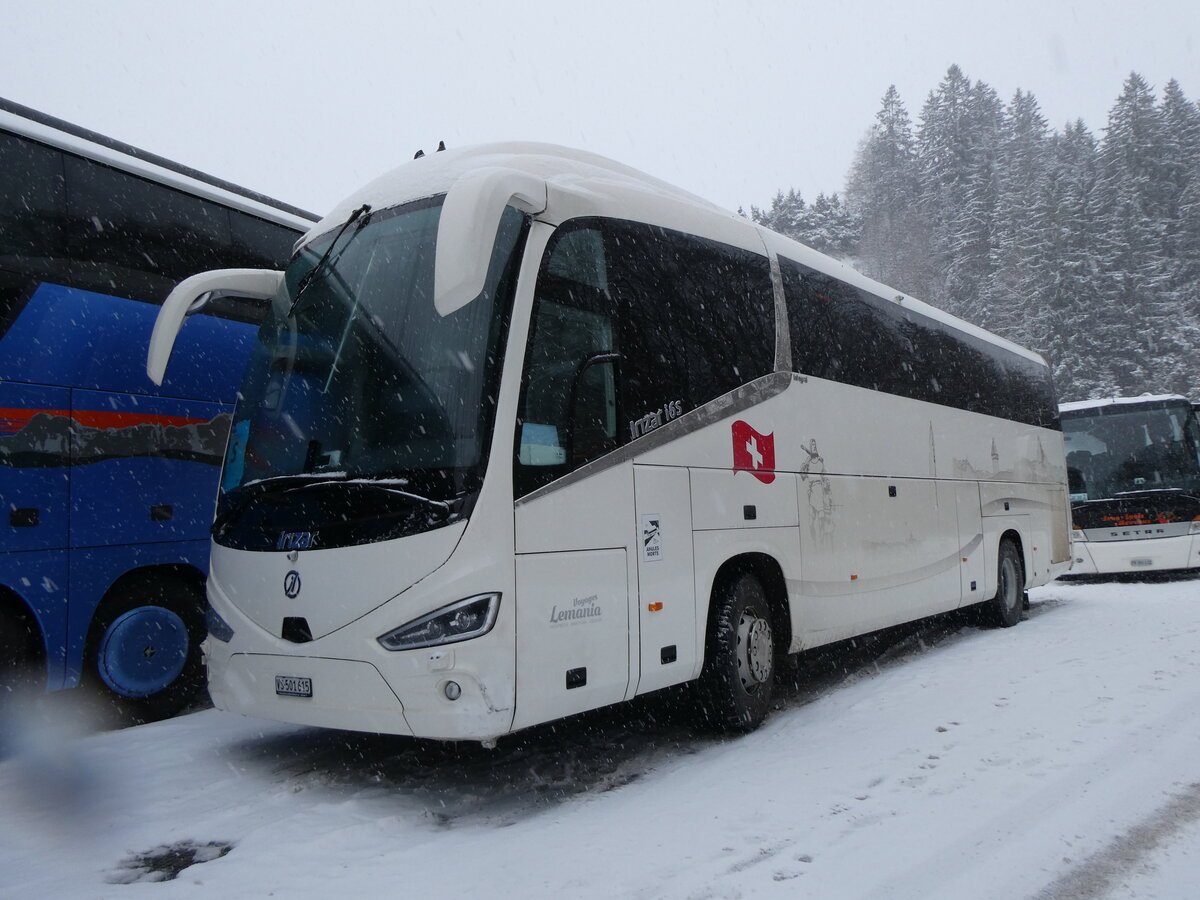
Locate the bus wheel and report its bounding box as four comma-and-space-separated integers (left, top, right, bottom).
87, 575, 206, 723
0, 604, 43, 701
982, 539, 1024, 628
698, 571, 775, 732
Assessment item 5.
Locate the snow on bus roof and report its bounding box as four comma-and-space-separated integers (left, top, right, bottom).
314, 141, 1046, 367
1059, 394, 1192, 413
312, 141, 734, 232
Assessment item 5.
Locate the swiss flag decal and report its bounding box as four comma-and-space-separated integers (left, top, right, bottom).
731, 420, 775, 484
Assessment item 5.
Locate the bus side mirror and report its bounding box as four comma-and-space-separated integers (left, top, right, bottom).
434, 167, 546, 317
147, 268, 284, 385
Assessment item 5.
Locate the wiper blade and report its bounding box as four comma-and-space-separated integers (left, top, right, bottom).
286, 203, 372, 319
285, 477, 453, 514
212, 473, 329, 532
213, 473, 458, 537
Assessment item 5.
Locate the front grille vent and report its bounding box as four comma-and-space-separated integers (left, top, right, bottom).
282, 617, 313, 643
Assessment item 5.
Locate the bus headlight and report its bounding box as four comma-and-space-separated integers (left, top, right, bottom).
377, 593, 501, 651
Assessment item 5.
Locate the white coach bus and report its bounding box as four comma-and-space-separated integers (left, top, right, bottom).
147, 143, 1071, 742
1060, 395, 1200, 575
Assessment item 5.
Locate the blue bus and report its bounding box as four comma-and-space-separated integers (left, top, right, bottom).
0, 98, 317, 720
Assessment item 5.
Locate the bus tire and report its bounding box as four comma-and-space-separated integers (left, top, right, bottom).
697, 570, 775, 732
0, 603, 43, 701
982, 538, 1024, 628
86, 574, 207, 723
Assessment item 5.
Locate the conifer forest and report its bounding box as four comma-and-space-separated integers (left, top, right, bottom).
751, 66, 1200, 403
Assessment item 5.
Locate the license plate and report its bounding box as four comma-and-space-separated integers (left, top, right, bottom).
275, 675, 312, 697
1130, 558, 1153, 567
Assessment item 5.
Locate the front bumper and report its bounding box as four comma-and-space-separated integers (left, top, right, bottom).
207, 650, 414, 735
1068, 533, 1200, 575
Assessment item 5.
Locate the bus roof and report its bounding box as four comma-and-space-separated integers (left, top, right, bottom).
315, 140, 733, 232
314, 141, 1048, 369
1059, 394, 1192, 414
0, 96, 319, 229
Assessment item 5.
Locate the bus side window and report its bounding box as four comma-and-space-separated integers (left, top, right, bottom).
520, 295, 616, 466
0, 132, 66, 263
606, 221, 773, 423
517, 226, 617, 495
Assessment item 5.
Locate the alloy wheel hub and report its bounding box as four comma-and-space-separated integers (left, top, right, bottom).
737, 612, 773, 688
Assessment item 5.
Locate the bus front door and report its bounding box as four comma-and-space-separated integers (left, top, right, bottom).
512, 464, 634, 730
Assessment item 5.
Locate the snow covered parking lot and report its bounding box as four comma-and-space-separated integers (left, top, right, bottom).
4, 577, 1200, 899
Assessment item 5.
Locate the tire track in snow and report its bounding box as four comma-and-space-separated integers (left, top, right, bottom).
856, 671, 1200, 900
1033, 782, 1200, 900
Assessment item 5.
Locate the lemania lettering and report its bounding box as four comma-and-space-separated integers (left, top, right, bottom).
549, 593, 602, 625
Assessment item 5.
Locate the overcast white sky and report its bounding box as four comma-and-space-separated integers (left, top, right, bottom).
2, 2, 1195, 217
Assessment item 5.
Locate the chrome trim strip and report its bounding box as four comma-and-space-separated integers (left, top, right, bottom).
515, 371, 792, 506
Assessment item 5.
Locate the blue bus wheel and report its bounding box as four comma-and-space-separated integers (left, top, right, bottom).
87, 575, 206, 722
97, 606, 190, 698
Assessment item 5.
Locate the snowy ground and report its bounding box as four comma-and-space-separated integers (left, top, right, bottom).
3, 577, 1200, 899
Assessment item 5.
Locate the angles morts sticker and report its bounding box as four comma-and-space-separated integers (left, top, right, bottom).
731, 420, 775, 484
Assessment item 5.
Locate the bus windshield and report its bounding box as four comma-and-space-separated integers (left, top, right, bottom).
1062, 402, 1200, 501
215, 196, 526, 549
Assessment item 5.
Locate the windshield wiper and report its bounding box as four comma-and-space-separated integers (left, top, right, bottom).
212, 473, 332, 531
283, 477, 454, 515
212, 473, 456, 536
286, 203, 372, 319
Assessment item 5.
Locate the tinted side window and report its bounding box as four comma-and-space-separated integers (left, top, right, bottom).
231, 210, 299, 269
606, 220, 774, 420
781, 256, 1057, 428
516, 218, 774, 497
0, 132, 67, 262
63, 154, 233, 284
516, 226, 618, 496
0, 131, 302, 309
783, 260, 925, 395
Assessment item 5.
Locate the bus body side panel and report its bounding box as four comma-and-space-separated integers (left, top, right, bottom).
689, 465, 799, 659
1, 380, 72, 690
794, 474, 962, 643
1049, 487, 1071, 565
513, 464, 635, 729
68, 389, 228, 548
0, 549, 69, 688
979, 482, 1063, 591
0, 381, 71, 553
63, 539, 209, 687
633, 464, 697, 694
2, 282, 253, 402
692, 527, 802, 655
512, 549, 629, 729
951, 481, 987, 607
